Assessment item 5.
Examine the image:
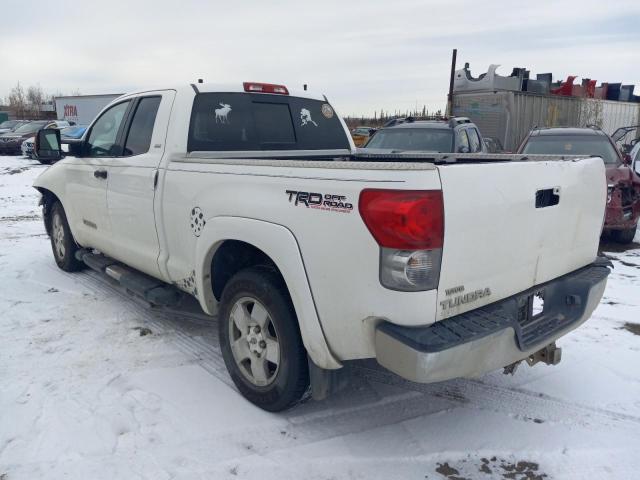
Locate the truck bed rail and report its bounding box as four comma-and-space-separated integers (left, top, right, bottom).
353, 152, 591, 164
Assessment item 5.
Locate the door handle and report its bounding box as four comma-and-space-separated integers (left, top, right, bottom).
94, 170, 108, 179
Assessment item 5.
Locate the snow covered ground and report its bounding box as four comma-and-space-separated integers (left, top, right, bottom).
0, 155, 639, 480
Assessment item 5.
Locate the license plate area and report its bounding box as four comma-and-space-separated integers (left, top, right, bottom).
531, 291, 545, 318
517, 289, 546, 327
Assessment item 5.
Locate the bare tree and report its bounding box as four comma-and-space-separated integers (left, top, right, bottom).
26, 84, 45, 118
8, 82, 27, 118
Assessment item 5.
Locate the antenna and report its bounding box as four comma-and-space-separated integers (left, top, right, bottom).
197, 78, 203, 84
303, 84, 308, 91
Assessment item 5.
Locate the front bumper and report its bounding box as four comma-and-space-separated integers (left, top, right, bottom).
604, 185, 640, 230
375, 258, 611, 383
0, 142, 22, 155
21, 144, 34, 157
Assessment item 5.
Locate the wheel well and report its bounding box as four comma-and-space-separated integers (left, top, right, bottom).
211, 240, 281, 300
37, 188, 60, 236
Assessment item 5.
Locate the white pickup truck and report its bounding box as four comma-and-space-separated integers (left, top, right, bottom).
33, 82, 611, 411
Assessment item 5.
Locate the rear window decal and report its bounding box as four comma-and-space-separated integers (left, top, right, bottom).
215, 103, 232, 124
321, 104, 334, 119
300, 108, 318, 127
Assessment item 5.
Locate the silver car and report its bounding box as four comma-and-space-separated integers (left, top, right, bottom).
21, 136, 35, 158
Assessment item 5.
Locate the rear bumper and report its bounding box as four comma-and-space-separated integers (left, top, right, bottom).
375, 258, 611, 383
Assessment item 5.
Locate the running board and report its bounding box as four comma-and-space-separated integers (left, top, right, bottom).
75, 249, 183, 307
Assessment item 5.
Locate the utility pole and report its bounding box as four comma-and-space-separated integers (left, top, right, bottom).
447, 48, 457, 117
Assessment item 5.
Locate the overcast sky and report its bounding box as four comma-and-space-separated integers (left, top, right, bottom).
1, 0, 639, 116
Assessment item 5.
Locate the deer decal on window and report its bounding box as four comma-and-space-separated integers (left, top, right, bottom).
215, 103, 232, 124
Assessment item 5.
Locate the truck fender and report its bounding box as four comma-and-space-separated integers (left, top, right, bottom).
33, 166, 80, 240
194, 216, 342, 370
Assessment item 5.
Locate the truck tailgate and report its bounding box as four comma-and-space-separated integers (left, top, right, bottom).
436, 157, 606, 320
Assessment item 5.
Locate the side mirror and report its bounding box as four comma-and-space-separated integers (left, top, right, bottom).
65, 139, 84, 157
458, 145, 470, 153
34, 129, 63, 163
622, 153, 631, 165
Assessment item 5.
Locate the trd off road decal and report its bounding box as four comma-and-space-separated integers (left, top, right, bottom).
286, 190, 353, 213
214, 103, 232, 124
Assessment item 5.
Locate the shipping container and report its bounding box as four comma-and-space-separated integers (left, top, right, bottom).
54, 93, 123, 126
453, 91, 640, 151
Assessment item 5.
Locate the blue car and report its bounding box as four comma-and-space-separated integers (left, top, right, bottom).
60, 125, 87, 140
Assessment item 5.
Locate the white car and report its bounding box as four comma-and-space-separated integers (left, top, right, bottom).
21, 136, 35, 158
49, 120, 72, 129
32, 82, 611, 411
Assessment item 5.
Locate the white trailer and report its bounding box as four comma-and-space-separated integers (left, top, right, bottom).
453, 91, 640, 151
54, 93, 123, 126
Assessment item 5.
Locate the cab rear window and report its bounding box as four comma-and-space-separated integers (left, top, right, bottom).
187, 93, 349, 152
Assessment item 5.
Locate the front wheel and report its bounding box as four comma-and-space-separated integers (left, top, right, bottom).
50, 201, 84, 272
218, 267, 309, 411
612, 226, 637, 244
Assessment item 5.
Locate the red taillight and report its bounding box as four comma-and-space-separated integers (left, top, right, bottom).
243, 82, 289, 95
358, 189, 444, 250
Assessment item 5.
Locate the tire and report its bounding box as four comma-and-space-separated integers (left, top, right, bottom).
218, 267, 309, 411
50, 202, 84, 272
612, 226, 637, 244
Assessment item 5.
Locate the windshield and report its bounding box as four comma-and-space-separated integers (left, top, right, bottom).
0, 120, 19, 129
365, 128, 453, 152
12, 122, 47, 135
522, 134, 620, 164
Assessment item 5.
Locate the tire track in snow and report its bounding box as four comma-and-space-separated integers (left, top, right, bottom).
52, 265, 232, 387
53, 264, 640, 442
350, 363, 640, 428
56, 267, 465, 427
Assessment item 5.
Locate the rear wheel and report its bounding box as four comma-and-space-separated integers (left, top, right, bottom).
612, 226, 637, 244
50, 202, 83, 272
218, 267, 309, 411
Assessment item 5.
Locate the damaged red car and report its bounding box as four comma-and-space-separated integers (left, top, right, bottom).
518, 127, 640, 243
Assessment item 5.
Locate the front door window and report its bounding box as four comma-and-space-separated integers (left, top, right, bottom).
86, 101, 130, 157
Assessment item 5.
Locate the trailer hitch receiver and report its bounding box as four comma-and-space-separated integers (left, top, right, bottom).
526, 342, 562, 366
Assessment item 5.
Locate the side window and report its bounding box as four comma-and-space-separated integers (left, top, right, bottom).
468, 128, 481, 152
123, 96, 161, 156
86, 101, 130, 157
457, 129, 470, 153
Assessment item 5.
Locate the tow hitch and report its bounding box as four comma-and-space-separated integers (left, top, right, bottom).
503, 342, 562, 375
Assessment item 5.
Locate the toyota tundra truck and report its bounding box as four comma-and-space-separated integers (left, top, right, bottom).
32, 82, 611, 411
